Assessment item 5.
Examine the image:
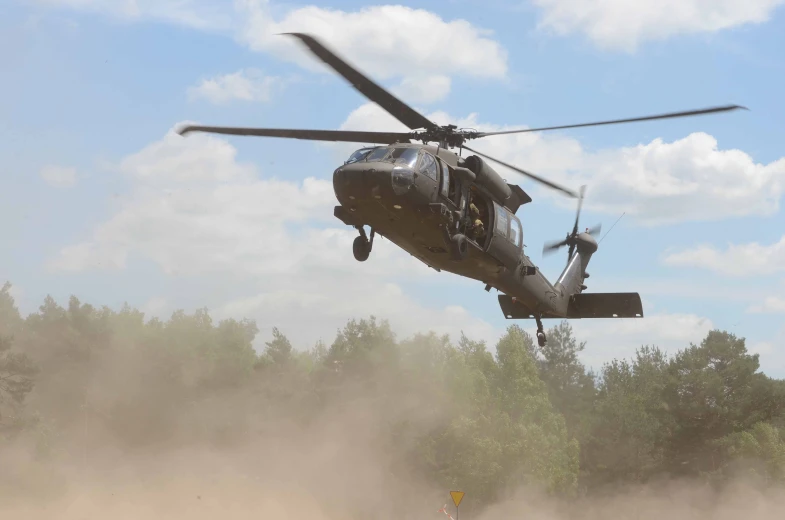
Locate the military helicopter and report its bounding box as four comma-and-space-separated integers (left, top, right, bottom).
177, 32, 745, 347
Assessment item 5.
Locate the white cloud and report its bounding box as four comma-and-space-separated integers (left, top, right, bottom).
336, 102, 785, 225
187, 68, 283, 104
748, 326, 785, 376
748, 296, 785, 314
576, 312, 714, 360
39, 165, 77, 187
141, 296, 169, 317
35, 0, 235, 31
235, 1, 507, 81
6, 283, 24, 302
749, 340, 774, 355
49, 124, 499, 347
392, 75, 452, 105
662, 235, 785, 276
531, 0, 785, 52
215, 283, 499, 349
50, 126, 334, 274
40, 0, 507, 88
592, 275, 771, 305
119, 122, 257, 183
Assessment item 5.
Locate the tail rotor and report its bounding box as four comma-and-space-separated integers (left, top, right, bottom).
543, 185, 601, 267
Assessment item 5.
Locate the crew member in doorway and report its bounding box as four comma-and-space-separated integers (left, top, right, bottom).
469, 198, 486, 242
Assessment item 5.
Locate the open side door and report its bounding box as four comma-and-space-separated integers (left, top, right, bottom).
438, 158, 462, 210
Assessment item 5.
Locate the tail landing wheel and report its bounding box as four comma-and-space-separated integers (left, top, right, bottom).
353, 226, 374, 262
536, 316, 547, 347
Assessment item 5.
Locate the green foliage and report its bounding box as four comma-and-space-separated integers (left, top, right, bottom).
712, 422, 785, 483
2, 284, 784, 509
582, 346, 673, 488
0, 335, 38, 405
261, 327, 294, 366
663, 330, 783, 475
0, 285, 38, 435
536, 322, 597, 434
582, 330, 785, 489
0, 282, 23, 334
418, 326, 579, 505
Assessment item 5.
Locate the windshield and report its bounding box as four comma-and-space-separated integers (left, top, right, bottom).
382, 146, 419, 167
345, 147, 375, 164
364, 146, 391, 161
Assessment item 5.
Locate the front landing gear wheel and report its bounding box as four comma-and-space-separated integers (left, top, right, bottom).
450, 233, 469, 261
353, 236, 371, 262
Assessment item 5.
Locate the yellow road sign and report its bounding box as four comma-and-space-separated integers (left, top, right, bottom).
450, 491, 465, 507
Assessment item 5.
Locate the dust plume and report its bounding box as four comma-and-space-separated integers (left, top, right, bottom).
480, 477, 785, 520
1, 292, 784, 519
0, 307, 448, 519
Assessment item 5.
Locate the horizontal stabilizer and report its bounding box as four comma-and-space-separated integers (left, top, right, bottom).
498, 293, 644, 320
567, 293, 643, 318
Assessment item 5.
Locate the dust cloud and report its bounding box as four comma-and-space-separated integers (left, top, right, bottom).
2, 394, 443, 519
0, 326, 444, 520
1, 310, 783, 520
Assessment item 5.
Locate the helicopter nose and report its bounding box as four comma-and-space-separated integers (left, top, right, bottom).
334, 161, 392, 185
333, 161, 394, 201
337, 161, 393, 174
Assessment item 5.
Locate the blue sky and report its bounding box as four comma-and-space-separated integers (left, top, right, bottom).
3, 0, 785, 376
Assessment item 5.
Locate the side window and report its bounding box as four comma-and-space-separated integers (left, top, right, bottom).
510, 216, 521, 248
495, 204, 509, 238
418, 152, 438, 181
439, 160, 450, 198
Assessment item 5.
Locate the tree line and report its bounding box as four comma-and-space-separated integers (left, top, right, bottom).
1, 280, 784, 509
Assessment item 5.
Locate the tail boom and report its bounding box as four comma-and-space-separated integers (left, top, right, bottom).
539, 231, 598, 316
499, 230, 642, 320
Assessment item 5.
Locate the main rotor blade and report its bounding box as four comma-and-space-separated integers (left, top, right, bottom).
177, 125, 412, 144
282, 33, 437, 132
474, 104, 747, 138
462, 145, 580, 199
573, 185, 586, 236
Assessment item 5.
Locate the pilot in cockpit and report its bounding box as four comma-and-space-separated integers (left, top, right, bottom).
345, 147, 374, 164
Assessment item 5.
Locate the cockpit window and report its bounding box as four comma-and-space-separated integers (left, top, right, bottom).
383, 146, 419, 167
364, 146, 391, 162
418, 152, 438, 181
345, 147, 375, 164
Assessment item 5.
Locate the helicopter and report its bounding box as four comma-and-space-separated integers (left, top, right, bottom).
177, 32, 745, 347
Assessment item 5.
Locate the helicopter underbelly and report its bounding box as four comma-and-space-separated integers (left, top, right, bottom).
333, 171, 503, 283
332, 177, 566, 317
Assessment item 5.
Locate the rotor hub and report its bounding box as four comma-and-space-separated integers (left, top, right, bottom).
411, 125, 477, 148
